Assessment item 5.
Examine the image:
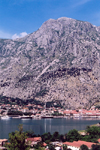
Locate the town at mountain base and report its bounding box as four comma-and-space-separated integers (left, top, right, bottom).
0, 17, 100, 109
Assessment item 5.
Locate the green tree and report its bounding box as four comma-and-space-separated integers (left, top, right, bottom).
36, 147, 45, 150
25, 130, 35, 137
91, 144, 100, 150
48, 144, 55, 150
7, 110, 23, 116
41, 132, 52, 143
67, 129, 81, 142
86, 126, 100, 137
52, 131, 59, 141
33, 141, 43, 149
63, 144, 67, 150
86, 126, 100, 142
7, 124, 29, 150
80, 144, 89, 150
59, 134, 65, 142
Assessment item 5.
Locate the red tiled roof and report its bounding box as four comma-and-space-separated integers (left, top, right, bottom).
42, 142, 47, 147
0, 139, 8, 142
63, 140, 96, 149
26, 137, 41, 142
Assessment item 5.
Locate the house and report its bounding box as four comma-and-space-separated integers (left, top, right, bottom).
55, 146, 62, 150
0, 139, 8, 147
26, 137, 42, 147
51, 141, 62, 146
98, 138, 100, 143
63, 110, 71, 117
42, 142, 47, 147
63, 140, 96, 150
0, 147, 7, 150
51, 141, 63, 150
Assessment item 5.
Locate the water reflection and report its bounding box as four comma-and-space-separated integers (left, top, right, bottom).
0, 118, 100, 139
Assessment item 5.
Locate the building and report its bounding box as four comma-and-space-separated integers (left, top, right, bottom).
63, 140, 96, 150
0, 139, 8, 147
25, 137, 42, 147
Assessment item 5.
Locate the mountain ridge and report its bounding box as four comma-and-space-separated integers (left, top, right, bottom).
0, 17, 100, 109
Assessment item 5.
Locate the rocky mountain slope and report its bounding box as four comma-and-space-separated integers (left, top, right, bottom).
0, 17, 100, 109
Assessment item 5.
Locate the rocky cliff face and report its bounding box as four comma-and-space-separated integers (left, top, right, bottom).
0, 17, 100, 109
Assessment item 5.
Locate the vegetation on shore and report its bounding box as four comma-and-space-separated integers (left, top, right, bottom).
4, 124, 100, 150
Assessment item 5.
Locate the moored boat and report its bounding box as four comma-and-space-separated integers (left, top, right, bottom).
12, 116, 21, 119
1, 115, 10, 120
41, 115, 54, 119
21, 115, 32, 120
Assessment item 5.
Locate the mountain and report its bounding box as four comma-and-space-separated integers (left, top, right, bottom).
0, 17, 100, 109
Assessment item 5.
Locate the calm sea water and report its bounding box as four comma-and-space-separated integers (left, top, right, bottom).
0, 118, 100, 139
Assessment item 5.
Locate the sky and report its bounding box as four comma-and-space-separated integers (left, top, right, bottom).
0, 0, 100, 39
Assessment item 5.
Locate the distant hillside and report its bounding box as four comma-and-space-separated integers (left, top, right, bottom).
0, 17, 100, 109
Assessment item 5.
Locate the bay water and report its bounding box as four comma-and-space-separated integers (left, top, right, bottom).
0, 118, 100, 139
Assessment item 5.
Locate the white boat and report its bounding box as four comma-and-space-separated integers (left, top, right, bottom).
12, 116, 21, 119
1, 115, 10, 120
21, 115, 32, 120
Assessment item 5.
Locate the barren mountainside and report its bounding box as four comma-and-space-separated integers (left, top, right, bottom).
0, 17, 100, 109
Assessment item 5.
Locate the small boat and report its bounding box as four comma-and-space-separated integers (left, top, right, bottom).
1, 115, 10, 120
41, 115, 54, 119
21, 115, 32, 120
12, 116, 21, 119
33, 115, 41, 119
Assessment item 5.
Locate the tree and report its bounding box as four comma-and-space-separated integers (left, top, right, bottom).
41, 132, 52, 143
86, 126, 100, 137
59, 134, 65, 142
80, 144, 89, 150
52, 131, 59, 141
33, 141, 43, 149
7, 110, 23, 116
86, 126, 100, 142
36, 147, 45, 150
7, 124, 29, 150
63, 144, 67, 150
25, 130, 35, 137
66, 129, 81, 142
48, 144, 55, 150
91, 144, 100, 150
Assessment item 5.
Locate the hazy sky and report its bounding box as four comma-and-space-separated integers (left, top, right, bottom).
0, 0, 100, 39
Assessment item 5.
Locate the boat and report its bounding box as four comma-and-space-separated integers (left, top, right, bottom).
33, 115, 41, 119
1, 115, 10, 120
12, 116, 21, 119
41, 115, 54, 119
21, 115, 32, 120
